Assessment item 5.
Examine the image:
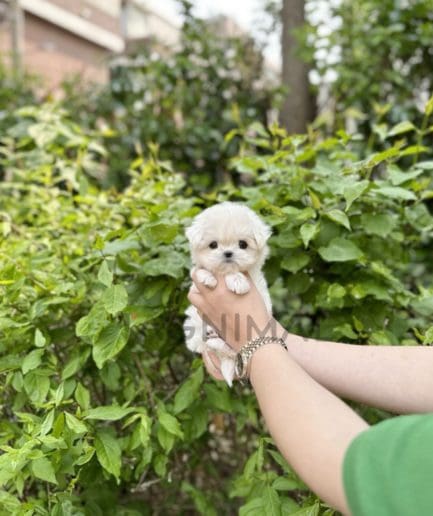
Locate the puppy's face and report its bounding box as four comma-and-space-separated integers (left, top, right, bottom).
186, 203, 271, 273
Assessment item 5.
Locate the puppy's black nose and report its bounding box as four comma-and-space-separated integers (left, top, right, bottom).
224, 251, 233, 258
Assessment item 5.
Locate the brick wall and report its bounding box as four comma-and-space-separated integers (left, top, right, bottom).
24, 13, 110, 88
0, 1, 121, 89
48, 0, 121, 36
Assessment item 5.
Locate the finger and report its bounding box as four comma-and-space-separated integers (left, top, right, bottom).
202, 349, 224, 381
189, 283, 200, 294
191, 270, 209, 294
187, 289, 205, 310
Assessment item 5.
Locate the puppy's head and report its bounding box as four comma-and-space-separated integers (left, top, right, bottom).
186, 202, 271, 273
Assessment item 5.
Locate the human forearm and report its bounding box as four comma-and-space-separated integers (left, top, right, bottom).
187, 275, 433, 414
277, 324, 433, 414
250, 344, 368, 514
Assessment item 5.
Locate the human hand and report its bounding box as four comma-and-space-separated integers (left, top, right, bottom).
202, 348, 225, 381
187, 271, 274, 353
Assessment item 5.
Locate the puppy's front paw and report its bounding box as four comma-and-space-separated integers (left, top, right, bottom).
206, 338, 236, 387
225, 272, 250, 295
220, 358, 235, 387
193, 268, 217, 289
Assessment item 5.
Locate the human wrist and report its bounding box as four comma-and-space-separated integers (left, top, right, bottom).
248, 343, 290, 385
235, 332, 288, 381
239, 322, 296, 380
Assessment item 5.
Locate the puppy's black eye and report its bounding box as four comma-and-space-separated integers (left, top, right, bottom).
239, 240, 248, 249
209, 241, 218, 249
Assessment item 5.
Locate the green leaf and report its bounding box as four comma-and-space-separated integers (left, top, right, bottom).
308, 189, 321, 209
54, 383, 64, 406
92, 323, 129, 369
424, 326, 433, 345
425, 95, 433, 116
95, 430, 121, 479
375, 186, 416, 201
300, 223, 319, 248
239, 497, 264, 516
75, 315, 92, 338
333, 323, 358, 340
22, 349, 44, 374
412, 296, 433, 317
370, 330, 394, 345
404, 203, 433, 231
243, 442, 264, 478
34, 328, 47, 348
388, 167, 423, 186
61, 357, 80, 382
31, 457, 57, 484
361, 213, 395, 237
153, 453, 168, 477
272, 477, 301, 491
415, 160, 433, 170
399, 145, 428, 157
75, 302, 108, 339
327, 284, 346, 299
0, 491, 21, 511
84, 405, 136, 421
263, 485, 281, 516
181, 481, 218, 516
0, 355, 21, 373
28, 122, 57, 147
39, 409, 55, 437
139, 415, 151, 446
290, 502, 320, 516
102, 238, 140, 255
65, 412, 88, 434
204, 383, 233, 412
97, 261, 113, 287
102, 284, 128, 315
324, 209, 351, 230
141, 251, 188, 279
24, 372, 50, 403
343, 180, 369, 210
139, 222, 179, 246
366, 147, 401, 167
387, 121, 416, 137
318, 238, 363, 262
157, 425, 175, 453
173, 366, 204, 414
75, 383, 90, 410
158, 411, 184, 439
127, 306, 164, 326
281, 251, 310, 274
183, 404, 208, 440
75, 447, 95, 466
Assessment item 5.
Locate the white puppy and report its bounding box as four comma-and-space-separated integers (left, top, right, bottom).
184, 202, 272, 386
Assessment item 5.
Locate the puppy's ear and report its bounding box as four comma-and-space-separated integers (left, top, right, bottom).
252, 217, 272, 249
185, 220, 203, 248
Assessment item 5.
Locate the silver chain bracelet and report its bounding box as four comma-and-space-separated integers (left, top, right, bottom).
234, 336, 287, 382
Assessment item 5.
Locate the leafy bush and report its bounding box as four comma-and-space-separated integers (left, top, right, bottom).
1, 102, 433, 515
0, 62, 36, 140
64, 1, 280, 190
303, 0, 433, 138
229, 118, 433, 346
0, 105, 281, 515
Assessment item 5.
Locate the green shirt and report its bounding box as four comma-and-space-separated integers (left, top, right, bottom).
343, 413, 433, 516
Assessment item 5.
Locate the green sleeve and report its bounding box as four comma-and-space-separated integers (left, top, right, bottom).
343, 413, 433, 516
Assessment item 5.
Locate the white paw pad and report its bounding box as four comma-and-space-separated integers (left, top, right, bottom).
195, 268, 217, 288
225, 273, 250, 295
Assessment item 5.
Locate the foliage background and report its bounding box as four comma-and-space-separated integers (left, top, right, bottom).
1, 1, 433, 515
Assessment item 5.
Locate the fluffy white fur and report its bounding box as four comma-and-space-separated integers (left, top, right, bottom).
183, 202, 272, 386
